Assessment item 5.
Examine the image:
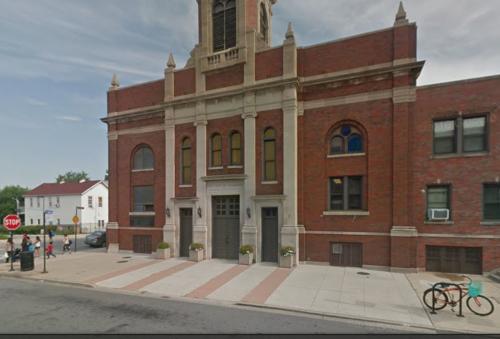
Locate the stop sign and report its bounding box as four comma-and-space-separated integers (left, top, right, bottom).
3, 214, 21, 232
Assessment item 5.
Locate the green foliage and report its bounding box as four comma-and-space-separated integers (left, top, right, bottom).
239, 245, 254, 255
0, 226, 43, 235
157, 242, 170, 250
0, 185, 29, 222
189, 243, 204, 251
280, 246, 295, 257
104, 169, 109, 181
56, 171, 90, 184
0, 234, 9, 239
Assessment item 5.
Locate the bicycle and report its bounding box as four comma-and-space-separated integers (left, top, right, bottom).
422, 275, 495, 316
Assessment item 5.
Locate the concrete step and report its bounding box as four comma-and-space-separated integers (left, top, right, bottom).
488, 269, 500, 283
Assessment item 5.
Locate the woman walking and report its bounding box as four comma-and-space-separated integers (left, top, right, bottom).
34, 236, 41, 257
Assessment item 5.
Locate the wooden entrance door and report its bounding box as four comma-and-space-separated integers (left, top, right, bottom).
179, 208, 193, 257
261, 207, 279, 263
133, 235, 152, 254
212, 196, 240, 260
330, 242, 363, 267
426, 246, 482, 275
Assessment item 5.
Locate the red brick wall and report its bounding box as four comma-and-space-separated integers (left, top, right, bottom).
175, 123, 197, 198
305, 234, 391, 267
206, 64, 244, 91
300, 100, 394, 240
118, 228, 163, 252
391, 236, 417, 268
255, 47, 283, 81
301, 78, 393, 102
206, 115, 245, 176
116, 116, 164, 131
115, 131, 166, 228
417, 237, 500, 272
256, 109, 283, 195
412, 77, 500, 235
175, 68, 196, 97
298, 29, 394, 77
393, 24, 417, 61
246, 0, 258, 30
108, 80, 164, 113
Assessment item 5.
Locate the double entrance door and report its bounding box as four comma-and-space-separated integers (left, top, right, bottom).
212, 196, 240, 260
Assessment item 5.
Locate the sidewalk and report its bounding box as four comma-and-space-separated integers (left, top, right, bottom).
1, 252, 498, 333
407, 272, 500, 333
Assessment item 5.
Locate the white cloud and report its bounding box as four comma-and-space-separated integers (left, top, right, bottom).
56, 116, 83, 122
26, 98, 48, 107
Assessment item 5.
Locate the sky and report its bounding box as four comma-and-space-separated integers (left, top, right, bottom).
1, 0, 499, 189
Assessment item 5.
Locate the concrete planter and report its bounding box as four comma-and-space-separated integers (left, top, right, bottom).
239, 253, 253, 265
155, 248, 171, 260
280, 255, 295, 268
189, 249, 204, 262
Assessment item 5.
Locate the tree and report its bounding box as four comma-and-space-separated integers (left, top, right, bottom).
56, 171, 90, 184
104, 169, 109, 181
0, 186, 29, 222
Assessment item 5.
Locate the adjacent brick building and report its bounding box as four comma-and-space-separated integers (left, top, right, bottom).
102, 0, 500, 274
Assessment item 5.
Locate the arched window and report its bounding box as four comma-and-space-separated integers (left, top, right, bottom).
329, 125, 364, 155
181, 138, 191, 185
260, 3, 268, 41
213, 0, 237, 52
133, 146, 154, 170
211, 133, 223, 167
263, 128, 276, 181
230, 131, 242, 166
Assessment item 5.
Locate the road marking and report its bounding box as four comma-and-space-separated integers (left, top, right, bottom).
121, 261, 195, 291
185, 264, 249, 299
85, 261, 158, 284
241, 268, 291, 304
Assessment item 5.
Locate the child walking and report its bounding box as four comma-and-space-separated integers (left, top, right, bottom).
46, 241, 56, 259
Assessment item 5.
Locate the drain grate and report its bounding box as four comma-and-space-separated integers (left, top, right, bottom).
117, 260, 128, 264
122, 256, 132, 259
357, 272, 370, 276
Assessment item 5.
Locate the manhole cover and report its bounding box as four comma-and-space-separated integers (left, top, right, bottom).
357, 272, 370, 276
122, 256, 132, 259
117, 260, 128, 264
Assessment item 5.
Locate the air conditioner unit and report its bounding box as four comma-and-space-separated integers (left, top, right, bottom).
430, 209, 450, 221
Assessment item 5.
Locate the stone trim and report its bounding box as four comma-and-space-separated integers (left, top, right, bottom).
306, 231, 390, 237
393, 86, 417, 104
391, 226, 418, 237
129, 212, 156, 216
106, 222, 119, 230
303, 89, 393, 111
118, 227, 162, 231
108, 132, 119, 141
112, 125, 165, 137
251, 194, 286, 201
323, 211, 370, 216
201, 174, 247, 182
419, 233, 500, 239
327, 153, 366, 159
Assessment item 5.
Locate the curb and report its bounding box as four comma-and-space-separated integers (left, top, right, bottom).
0, 273, 95, 289
236, 302, 437, 333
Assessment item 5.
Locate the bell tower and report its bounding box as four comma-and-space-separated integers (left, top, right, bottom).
196, 0, 277, 58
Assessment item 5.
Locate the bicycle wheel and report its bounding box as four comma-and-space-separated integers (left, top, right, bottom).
423, 288, 448, 310
466, 295, 494, 316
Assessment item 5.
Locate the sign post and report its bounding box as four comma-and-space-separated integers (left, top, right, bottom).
43, 210, 53, 274
72, 214, 79, 253
3, 214, 22, 272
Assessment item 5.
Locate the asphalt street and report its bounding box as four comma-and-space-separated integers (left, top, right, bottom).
0, 278, 428, 334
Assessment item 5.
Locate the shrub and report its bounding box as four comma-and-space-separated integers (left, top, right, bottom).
280, 246, 295, 257
0, 226, 43, 235
239, 245, 254, 255
157, 242, 170, 250
189, 243, 204, 251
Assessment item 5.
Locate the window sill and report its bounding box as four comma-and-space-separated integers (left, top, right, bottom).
227, 165, 243, 169
327, 153, 366, 159
129, 212, 156, 216
132, 168, 155, 173
480, 221, 500, 226
323, 211, 370, 216
261, 181, 279, 185
208, 167, 224, 170
430, 152, 489, 160
178, 185, 193, 188
424, 221, 454, 225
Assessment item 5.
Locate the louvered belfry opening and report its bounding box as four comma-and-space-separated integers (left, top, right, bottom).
213, 0, 237, 52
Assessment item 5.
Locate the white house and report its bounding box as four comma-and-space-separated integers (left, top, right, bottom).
24, 180, 108, 233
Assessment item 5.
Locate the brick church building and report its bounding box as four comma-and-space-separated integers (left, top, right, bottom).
102, 0, 500, 274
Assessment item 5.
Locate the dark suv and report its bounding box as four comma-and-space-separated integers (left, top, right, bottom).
84, 231, 106, 248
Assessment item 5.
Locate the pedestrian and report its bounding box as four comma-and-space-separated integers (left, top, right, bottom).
62, 234, 71, 254
27, 237, 34, 253
4, 238, 13, 263
21, 237, 28, 252
46, 241, 56, 259
34, 236, 41, 257
48, 228, 54, 241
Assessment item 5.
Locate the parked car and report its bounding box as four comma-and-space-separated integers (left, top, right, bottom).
84, 231, 106, 248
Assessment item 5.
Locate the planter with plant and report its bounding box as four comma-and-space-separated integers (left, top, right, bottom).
189, 243, 204, 262
155, 242, 171, 259
280, 246, 296, 268
239, 245, 254, 265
